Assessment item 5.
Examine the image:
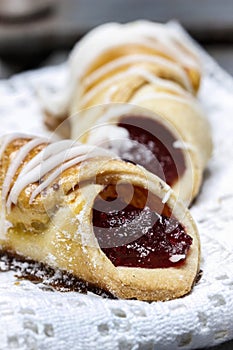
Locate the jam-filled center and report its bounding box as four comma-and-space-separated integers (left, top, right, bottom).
116, 115, 186, 186
92, 185, 192, 268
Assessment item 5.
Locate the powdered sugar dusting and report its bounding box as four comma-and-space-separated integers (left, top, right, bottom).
0, 24, 233, 349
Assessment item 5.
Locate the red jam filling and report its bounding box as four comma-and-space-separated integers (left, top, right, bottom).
117, 116, 186, 186
92, 187, 192, 269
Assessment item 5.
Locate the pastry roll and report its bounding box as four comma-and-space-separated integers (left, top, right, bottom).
40, 21, 212, 205
70, 21, 201, 95
42, 21, 201, 123
0, 134, 200, 301
70, 98, 212, 206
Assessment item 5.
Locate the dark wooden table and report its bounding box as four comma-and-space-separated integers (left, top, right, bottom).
0, 1, 233, 349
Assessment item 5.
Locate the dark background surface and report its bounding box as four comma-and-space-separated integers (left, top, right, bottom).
0, 0, 233, 77
0, 1, 233, 349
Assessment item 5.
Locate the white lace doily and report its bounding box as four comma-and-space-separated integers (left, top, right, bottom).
0, 26, 233, 350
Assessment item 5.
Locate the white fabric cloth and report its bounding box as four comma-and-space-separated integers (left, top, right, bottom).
0, 24, 233, 349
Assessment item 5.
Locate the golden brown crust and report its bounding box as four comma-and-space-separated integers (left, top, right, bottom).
0, 138, 200, 301
39, 22, 212, 206
70, 98, 212, 206
58, 22, 211, 206
42, 21, 202, 125
80, 43, 200, 93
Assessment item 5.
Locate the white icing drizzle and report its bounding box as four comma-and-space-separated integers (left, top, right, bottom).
70, 21, 200, 83
96, 104, 137, 125
169, 254, 186, 263
88, 92, 198, 133
2, 138, 49, 203
162, 188, 172, 204
173, 140, 196, 151
81, 66, 188, 108
128, 66, 189, 94
0, 134, 46, 239
29, 148, 112, 204
19, 140, 76, 177
40, 21, 200, 120
80, 70, 137, 107
104, 86, 119, 104
130, 21, 200, 66
83, 54, 192, 92
131, 90, 199, 111
0, 133, 34, 160
1, 136, 117, 212
88, 125, 130, 148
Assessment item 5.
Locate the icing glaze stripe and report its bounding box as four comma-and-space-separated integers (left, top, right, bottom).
2, 138, 49, 202
0, 136, 117, 211
83, 54, 192, 92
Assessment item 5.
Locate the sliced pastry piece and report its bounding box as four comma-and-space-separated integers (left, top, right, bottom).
69, 21, 201, 94
39, 21, 212, 205
70, 102, 212, 206
0, 133, 200, 301
40, 20, 202, 127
